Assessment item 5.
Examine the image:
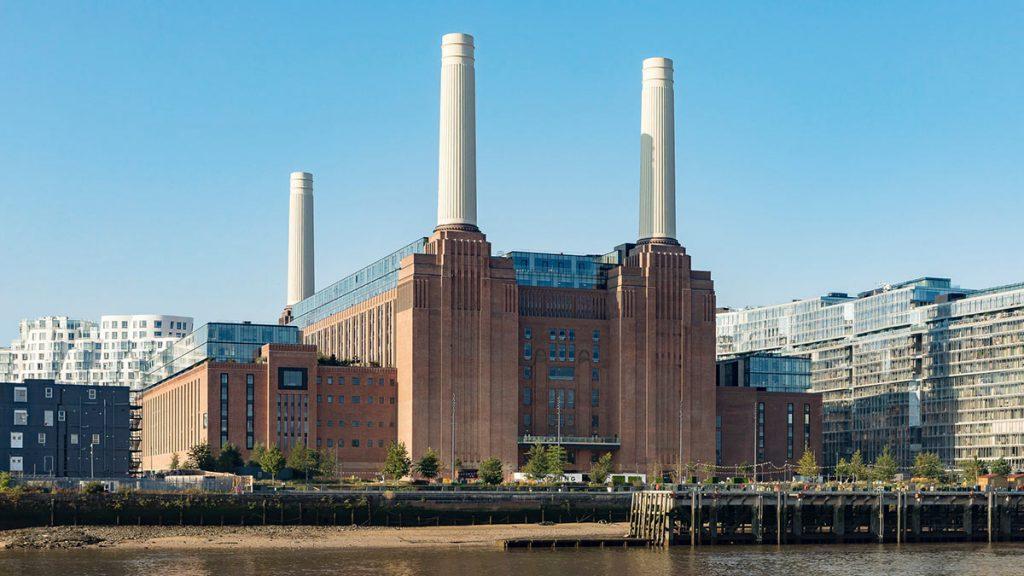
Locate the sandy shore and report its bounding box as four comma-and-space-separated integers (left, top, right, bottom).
0, 522, 630, 551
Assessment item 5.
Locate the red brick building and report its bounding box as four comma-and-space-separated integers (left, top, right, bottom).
140, 344, 397, 477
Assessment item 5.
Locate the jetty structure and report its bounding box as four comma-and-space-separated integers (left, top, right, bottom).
628, 489, 1024, 547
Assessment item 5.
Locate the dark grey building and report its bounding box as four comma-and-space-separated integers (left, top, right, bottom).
1, 380, 133, 477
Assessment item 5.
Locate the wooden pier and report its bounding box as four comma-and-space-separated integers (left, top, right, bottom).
628, 489, 1024, 546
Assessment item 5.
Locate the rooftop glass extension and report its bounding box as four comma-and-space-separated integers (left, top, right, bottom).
289, 238, 428, 329
504, 249, 623, 289
141, 322, 299, 388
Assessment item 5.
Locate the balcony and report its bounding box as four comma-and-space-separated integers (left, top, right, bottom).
518, 435, 621, 447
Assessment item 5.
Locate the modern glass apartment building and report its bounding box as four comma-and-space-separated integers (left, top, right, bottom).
717, 277, 1024, 471
142, 322, 300, 387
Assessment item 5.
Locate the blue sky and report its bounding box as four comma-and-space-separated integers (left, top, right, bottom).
1, 2, 1022, 343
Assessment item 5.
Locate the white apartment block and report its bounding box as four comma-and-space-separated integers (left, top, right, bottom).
3, 315, 193, 390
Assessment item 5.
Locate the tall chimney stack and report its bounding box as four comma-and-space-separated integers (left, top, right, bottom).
436, 33, 478, 232
287, 171, 314, 306
639, 57, 678, 244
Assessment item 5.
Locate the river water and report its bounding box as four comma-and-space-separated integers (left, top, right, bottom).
2, 544, 1024, 576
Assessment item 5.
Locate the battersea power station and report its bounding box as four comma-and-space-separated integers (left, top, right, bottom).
139, 33, 821, 478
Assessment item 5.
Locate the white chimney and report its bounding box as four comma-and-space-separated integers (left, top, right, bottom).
436, 33, 478, 231
639, 57, 677, 244
287, 171, 314, 306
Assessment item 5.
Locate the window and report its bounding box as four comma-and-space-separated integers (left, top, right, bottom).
592, 330, 600, 342
220, 374, 229, 447
757, 402, 765, 462
524, 327, 532, 340
278, 367, 308, 390
44, 410, 53, 427
88, 389, 97, 400
38, 432, 46, 445
328, 377, 333, 385
548, 389, 556, 409
13, 387, 27, 402
591, 414, 599, 428
568, 344, 575, 362
58, 410, 65, 422
787, 403, 794, 459
524, 414, 532, 428
338, 396, 344, 405
327, 439, 334, 448
591, 389, 599, 407
9, 457, 23, 472
803, 404, 811, 449
549, 344, 556, 360
352, 396, 360, 404
92, 433, 100, 445
70, 433, 78, 445
44, 387, 53, 399
390, 397, 396, 404
591, 369, 599, 381
592, 345, 600, 362
13, 410, 27, 426
569, 329, 575, 341
523, 387, 532, 406
523, 342, 532, 360
558, 329, 566, 340
10, 432, 23, 448
567, 390, 575, 409
352, 439, 360, 447
549, 329, 556, 341
353, 377, 360, 386
327, 395, 333, 403
367, 396, 374, 404
558, 344, 566, 361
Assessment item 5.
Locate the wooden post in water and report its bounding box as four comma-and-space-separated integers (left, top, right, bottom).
988, 491, 995, 543
690, 490, 696, 547
776, 491, 783, 546
754, 494, 764, 544
877, 492, 885, 543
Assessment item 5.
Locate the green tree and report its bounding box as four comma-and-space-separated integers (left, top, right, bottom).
834, 458, 848, 481
590, 452, 614, 484
249, 443, 267, 467
287, 445, 318, 484
913, 452, 944, 481
217, 443, 243, 472
991, 456, 1012, 476
479, 457, 504, 484
548, 445, 567, 479
382, 441, 411, 481
315, 448, 338, 480
849, 450, 868, 482
259, 445, 286, 483
961, 456, 987, 484
872, 446, 898, 483
796, 450, 820, 479
523, 444, 550, 480
186, 442, 216, 471
0, 472, 12, 491
415, 447, 442, 480
169, 452, 180, 470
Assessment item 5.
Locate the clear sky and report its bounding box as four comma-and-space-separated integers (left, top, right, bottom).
1, 2, 1022, 343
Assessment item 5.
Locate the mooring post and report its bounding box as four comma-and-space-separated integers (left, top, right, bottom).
912, 495, 922, 542
988, 491, 995, 543
776, 490, 784, 546
964, 496, 975, 541
754, 494, 764, 544
833, 495, 845, 541
690, 490, 696, 547
878, 492, 885, 543
895, 492, 901, 544
792, 496, 802, 542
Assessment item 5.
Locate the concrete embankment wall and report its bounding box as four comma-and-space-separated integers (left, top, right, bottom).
0, 491, 632, 529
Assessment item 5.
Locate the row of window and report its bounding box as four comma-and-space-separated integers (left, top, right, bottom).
9, 431, 100, 448
12, 386, 97, 402
315, 438, 384, 448
314, 376, 394, 386
317, 420, 393, 428
316, 395, 395, 405
524, 328, 601, 342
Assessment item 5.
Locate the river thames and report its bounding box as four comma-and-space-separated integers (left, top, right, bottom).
3, 543, 1024, 575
